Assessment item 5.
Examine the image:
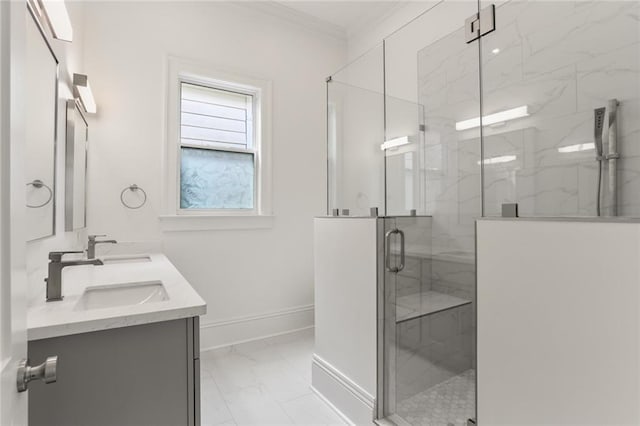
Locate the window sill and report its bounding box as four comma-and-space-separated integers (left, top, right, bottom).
159, 214, 274, 232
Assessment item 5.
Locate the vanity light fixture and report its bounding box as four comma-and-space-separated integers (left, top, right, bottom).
380, 136, 410, 151
456, 105, 529, 131
40, 0, 73, 42
477, 155, 517, 165
558, 143, 595, 153
73, 74, 97, 114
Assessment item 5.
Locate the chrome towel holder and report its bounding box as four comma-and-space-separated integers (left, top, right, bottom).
120, 184, 147, 209
26, 179, 53, 208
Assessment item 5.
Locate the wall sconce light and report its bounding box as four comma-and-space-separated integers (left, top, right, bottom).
73, 73, 97, 114
39, 0, 73, 42
456, 105, 529, 131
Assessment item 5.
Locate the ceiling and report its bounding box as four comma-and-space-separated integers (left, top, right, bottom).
274, 1, 406, 37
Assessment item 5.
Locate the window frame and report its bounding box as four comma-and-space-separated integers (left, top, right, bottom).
179, 80, 257, 213
163, 57, 272, 229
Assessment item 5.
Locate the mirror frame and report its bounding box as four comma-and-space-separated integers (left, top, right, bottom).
25, 3, 59, 241
65, 99, 88, 231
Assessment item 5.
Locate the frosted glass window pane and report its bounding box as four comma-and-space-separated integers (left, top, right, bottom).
180, 147, 254, 209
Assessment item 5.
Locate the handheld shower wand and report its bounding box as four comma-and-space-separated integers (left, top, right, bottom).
606, 99, 620, 216
594, 107, 606, 216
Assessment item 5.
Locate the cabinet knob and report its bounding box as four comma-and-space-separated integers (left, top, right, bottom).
17, 356, 58, 392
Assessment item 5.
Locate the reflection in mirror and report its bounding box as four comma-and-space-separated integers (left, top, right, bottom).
65, 100, 88, 231
25, 7, 58, 241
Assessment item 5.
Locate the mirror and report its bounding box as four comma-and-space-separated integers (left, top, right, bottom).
65, 100, 88, 231
25, 8, 58, 241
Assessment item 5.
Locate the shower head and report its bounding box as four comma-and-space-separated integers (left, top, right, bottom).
594, 107, 606, 158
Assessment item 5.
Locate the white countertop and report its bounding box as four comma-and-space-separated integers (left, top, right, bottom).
27, 253, 206, 341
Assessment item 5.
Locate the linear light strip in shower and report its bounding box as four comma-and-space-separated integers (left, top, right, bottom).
456, 106, 529, 131
477, 155, 517, 165
558, 143, 595, 153
380, 136, 410, 151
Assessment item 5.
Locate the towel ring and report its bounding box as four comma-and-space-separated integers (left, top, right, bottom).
120, 184, 147, 209
26, 179, 53, 208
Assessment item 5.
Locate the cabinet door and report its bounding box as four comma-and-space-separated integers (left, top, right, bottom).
29, 319, 192, 426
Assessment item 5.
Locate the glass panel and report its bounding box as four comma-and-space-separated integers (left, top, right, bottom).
328, 44, 385, 216
480, 0, 640, 217
384, 97, 426, 216
180, 147, 254, 209
381, 1, 480, 424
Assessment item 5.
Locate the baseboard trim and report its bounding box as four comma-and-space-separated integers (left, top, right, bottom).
201, 325, 314, 352
312, 354, 375, 425
199, 304, 314, 350
311, 385, 355, 426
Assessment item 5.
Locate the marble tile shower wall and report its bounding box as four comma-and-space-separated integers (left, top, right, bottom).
476, 1, 639, 217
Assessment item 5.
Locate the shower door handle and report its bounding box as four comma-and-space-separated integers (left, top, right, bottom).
385, 229, 405, 273
385, 229, 398, 272
397, 229, 405, 272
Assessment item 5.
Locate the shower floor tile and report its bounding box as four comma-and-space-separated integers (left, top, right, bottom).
396, 369, 475, 426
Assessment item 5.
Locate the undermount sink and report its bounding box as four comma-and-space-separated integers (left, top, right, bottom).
100, 255, 152, 265
75, 280, 169, 311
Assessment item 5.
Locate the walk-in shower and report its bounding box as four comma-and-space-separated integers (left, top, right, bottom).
326, 1, 639, 425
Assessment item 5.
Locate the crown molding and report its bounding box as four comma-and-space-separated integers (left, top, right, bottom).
230, 1, 348, 42
345, 1, 407, 39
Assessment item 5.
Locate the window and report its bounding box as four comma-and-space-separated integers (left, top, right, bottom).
163, 58, 272, 231
179, 83, 256, 210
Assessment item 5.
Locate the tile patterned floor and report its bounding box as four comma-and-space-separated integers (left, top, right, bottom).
396, 369, 475, 426
200, 328, 346, 426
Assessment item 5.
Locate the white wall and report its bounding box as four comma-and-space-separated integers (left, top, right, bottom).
347, 1, 439, 63
26, 2, 88, 304
82, 1, 346, 349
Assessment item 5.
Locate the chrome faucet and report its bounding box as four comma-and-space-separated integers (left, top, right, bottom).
87, 234, 118, 259
45, 251, 103, 302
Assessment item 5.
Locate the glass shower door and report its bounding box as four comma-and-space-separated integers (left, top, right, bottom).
379, 1, 481, 425
380, 214, 474, 425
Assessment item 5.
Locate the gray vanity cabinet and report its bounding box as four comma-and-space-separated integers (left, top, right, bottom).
28, 317, 200, 426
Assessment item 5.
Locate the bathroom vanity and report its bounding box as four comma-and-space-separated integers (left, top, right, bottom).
26, 253, 206, 426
